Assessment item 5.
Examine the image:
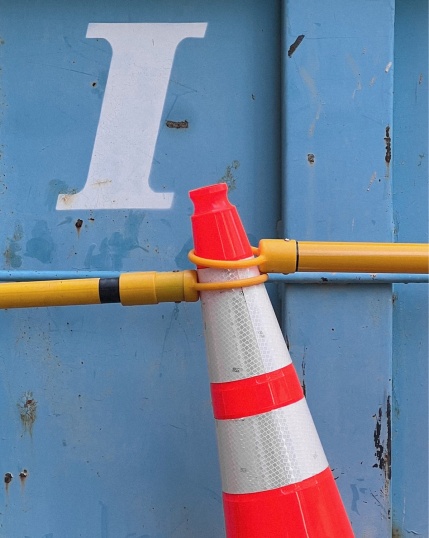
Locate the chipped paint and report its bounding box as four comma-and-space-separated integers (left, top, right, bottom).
18, 391, 37, 435
301, 353, 306, 397
218, 161, 239, 192
19, 469, 29, 481
367, 171, 377, 191
384, 126, 392, 178
385, 61, 393, 73
166, 120, 189, 129
384, 126, 392, 165
372, 396, 391, 490
4, 472, 13, 493
19, 469, 29, 489
287, 34, 305, 57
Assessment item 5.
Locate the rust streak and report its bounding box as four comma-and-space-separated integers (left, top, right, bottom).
18, 391, 37, 435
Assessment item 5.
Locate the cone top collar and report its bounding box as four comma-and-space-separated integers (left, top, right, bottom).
189, 183, 253, 262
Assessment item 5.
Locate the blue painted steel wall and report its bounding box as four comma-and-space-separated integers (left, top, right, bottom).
0, 1, 427, 537
392, 0, 428, 535
0, 2, 281, 536
282, 1, 426, 536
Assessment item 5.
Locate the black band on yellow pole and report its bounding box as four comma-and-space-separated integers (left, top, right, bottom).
99, 278, 120, 303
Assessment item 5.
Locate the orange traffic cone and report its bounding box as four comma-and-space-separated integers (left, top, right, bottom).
189, 183, 354, 537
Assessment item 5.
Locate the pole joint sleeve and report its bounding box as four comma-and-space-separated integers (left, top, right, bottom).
119, 270, 199, 306
258, 239, 298, 274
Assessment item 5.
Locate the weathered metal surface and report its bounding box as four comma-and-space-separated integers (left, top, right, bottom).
282, 1, 396, 535
0, 1, 281, 536
392, 0, 428, 536
0, 0, 427, 536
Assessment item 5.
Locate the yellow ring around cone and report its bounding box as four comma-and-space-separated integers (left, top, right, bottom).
193, 273, 268, 291
188, 247, 265, 269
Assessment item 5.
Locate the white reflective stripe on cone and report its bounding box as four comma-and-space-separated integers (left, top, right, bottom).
216, 398, 329, 494
199, 266, 291, 383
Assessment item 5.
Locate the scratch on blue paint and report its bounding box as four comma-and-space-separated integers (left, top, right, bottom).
100, 500, 108, 538
350, 483, 361, 514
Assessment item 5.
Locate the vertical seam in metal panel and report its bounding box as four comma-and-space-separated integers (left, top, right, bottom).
280, 0, 288, 335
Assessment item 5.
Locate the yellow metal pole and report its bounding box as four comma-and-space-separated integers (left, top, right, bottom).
0, 271, 199, 309
258, 239, 429, 274
0, 278, 102, 308
1, 241, 428, 309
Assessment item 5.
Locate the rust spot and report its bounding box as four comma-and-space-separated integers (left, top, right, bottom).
288, 35, 305, 57
307, 153, 315, 165
4, 472, 12, 491
19, 469, 28, 481
19, 469, 28, 487
384, 126, 391, 165
75, 219, 83, 231
18, 391, 37, 435
58, 190, 77, 206
165, 120, 188, 129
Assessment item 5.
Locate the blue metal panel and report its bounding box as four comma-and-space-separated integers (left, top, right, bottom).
392, 0, 428, 535
0, 1, 281, 536
282, 1, 395, 536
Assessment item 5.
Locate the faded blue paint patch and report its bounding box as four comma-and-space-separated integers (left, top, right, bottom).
25, 221, 54, 264
350, 483, 360, 515
175, 237, 194, 270
84, 212, 146, 271
46, 179, 74, 211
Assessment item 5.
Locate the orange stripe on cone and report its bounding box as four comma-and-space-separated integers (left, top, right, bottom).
211, 364, 303, 419
223, 468, 353, 538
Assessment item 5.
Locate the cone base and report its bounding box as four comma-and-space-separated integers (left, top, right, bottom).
223, 467, 354, 538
